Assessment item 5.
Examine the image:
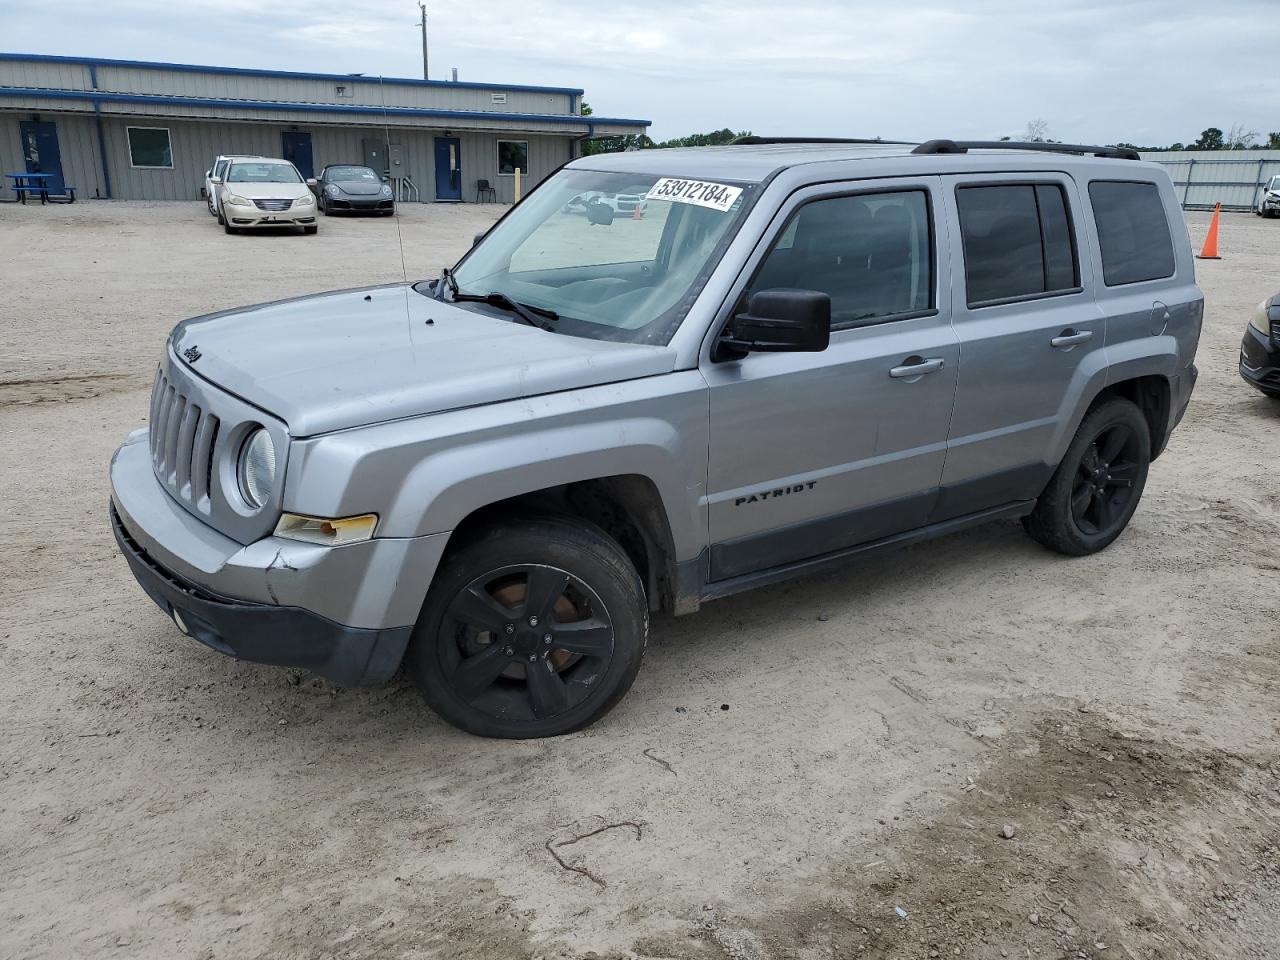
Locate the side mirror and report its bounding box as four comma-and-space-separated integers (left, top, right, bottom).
306, 178, 318, 186
210, 176, 223, 185
586, 201, 614, 226
723, 289, 831, 354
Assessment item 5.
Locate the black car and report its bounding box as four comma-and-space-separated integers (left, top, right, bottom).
1240, 292, 1280, 399
315, 164, 395, 215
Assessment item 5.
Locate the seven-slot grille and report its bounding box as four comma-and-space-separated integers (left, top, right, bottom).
253, 198, 293, 211
149, 368, 220, 510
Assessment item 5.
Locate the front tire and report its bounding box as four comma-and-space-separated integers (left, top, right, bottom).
223, 222, 237, 235
1023, 397, 1151, 556
406, 516, 647, 738
303, 225, 318, 235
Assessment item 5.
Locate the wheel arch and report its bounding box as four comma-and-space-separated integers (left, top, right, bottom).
447, 474, 684, 616
1091, 374, 1173, 460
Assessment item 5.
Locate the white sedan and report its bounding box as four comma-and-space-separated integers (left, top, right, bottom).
211, 159, 319, 235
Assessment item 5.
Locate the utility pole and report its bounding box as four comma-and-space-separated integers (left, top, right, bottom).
417, 2, 429, 80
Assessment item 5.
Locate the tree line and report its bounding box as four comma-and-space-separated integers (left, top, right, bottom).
577, 107, 1280, 156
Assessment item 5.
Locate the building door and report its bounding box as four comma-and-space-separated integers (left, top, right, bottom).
281, 132, 314, 179
433, 137, 462, 201
19, 121, 65, 195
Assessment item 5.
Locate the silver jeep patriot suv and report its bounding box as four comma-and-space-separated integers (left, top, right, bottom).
110, 138, 1202, 738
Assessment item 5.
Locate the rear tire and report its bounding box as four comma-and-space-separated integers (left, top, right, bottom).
1023, 397, 1151, 556
406, 516, 647, 738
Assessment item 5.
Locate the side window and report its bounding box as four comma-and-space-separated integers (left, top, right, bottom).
1088, 181, 1176, 286
956, 183, 1080, 306
747, 190, 933, 329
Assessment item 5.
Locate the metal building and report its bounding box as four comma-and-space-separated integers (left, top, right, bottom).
0, 52, 649, 203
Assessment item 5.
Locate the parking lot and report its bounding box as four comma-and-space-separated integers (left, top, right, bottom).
2, 201, 1279, 959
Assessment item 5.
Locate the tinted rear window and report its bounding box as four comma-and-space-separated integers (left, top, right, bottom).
1088, 181, 1176, 286
956, 183, 1079, 306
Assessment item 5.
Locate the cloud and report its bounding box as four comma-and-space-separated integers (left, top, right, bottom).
4, 0, 1276, 144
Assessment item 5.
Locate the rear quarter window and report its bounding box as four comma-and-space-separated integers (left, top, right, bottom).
1088, 181, 1176, 286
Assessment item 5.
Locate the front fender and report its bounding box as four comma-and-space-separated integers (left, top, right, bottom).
283, 372, 710, 563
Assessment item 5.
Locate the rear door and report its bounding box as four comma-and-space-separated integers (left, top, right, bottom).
934, 172, 1104, 520
702, 177, 959, 581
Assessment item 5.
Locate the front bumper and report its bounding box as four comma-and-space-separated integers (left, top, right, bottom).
224, 201, 317, 227
109, 431, 449, 685
112, 504, 410, 685
326, 194, 394, 211
1240, 323, 1280, 395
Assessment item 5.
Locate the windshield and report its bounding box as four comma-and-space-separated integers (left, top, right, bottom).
436, 168, 757, 344
327, 166, 379, 181
1270, 177, 1280, 192
227, 162, 303, 184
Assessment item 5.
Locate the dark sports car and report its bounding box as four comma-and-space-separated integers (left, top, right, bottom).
1240, 292, 1280, 399
316, 164, 395, 215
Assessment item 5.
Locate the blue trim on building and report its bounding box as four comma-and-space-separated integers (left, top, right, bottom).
0, 52, 586, 97
0, 86, 651, 128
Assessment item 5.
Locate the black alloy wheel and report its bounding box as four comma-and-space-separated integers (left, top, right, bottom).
1069, 422, 1143, 536
440, 564, 615, 722
407, 517, 647, 738
1023, 397, 1151, 555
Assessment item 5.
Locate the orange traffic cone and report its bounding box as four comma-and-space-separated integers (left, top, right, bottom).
1196, 202, 1222, 260
632, 205, 642, 220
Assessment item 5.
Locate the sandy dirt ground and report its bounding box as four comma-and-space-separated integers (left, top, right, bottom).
1, 201, 1279, 960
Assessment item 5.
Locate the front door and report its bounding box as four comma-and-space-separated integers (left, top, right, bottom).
703, 178, 959, 581
434, 137, 462, 201
281, 132, 313, 179
19, 121, 65, 195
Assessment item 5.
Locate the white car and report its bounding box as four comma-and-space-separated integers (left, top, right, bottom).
211, 158, 319, 235
1256, 174, 1280, 218
205, 154, 263, 221
562, 190, 650, 218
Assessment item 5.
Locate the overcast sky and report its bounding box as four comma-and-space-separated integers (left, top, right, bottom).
5, 0, 1275, 145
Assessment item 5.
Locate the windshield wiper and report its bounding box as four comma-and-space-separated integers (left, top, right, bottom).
434, 267, 459, 301
449, 290, 559, 330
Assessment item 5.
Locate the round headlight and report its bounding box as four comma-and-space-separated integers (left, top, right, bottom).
326, 183, 340, 196
381, 184, 393, 197
238, 428, 276, 508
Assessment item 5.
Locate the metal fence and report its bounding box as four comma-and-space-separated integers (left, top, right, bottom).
1139, 149, 1280, 212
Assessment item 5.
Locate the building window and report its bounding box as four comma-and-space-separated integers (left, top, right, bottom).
127, 127, 173, 169
497, 140, 528, 176
491, 92, 508, 104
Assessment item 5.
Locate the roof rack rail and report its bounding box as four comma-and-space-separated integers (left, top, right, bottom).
731, 136, 909, 146
912, 139, 1140, 161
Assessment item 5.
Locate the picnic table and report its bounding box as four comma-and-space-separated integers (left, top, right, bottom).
5, 172, 76, 204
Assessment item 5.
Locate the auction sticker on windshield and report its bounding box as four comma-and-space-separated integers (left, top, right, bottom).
645, 178, 743, 213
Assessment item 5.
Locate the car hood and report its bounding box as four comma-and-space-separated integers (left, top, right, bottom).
222, 181, 312, 200
332, 180, 384, 196
170, 284, 679, 436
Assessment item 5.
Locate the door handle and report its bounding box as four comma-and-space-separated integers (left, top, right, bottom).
1050, 329, 1093, 349
889, 357, 945, 379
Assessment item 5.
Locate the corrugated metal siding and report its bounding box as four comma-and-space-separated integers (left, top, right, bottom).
0, 111, 107, 199
1, 110, 574, 201
90, 100, 588, 134
94, 65, 570, 116
1139, 150, 1280, 210
0, 60, 92, 92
